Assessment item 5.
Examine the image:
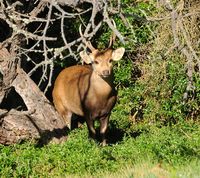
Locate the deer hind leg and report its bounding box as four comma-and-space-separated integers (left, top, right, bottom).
61, 110, 72, 130
71, 115, 85, 129
53, 100, 72, 129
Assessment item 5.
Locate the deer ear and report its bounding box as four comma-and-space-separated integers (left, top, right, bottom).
80, 51, 92, 64
112, 47, 125, 61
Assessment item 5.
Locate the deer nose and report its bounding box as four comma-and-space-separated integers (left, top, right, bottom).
102, 70, 110, 76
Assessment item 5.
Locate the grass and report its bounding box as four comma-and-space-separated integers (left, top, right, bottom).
0, 119, 200, 177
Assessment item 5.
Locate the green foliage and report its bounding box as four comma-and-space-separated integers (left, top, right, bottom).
96, 0, 156, 50
1, 121, 200, 177
114, 59, 133, 87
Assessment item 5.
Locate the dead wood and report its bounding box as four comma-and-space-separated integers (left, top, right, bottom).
0, 48, 67, 145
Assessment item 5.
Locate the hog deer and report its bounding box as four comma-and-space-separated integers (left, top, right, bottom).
52, 26, 125, 145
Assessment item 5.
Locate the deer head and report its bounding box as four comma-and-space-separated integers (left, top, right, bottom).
79, 24, 125, 78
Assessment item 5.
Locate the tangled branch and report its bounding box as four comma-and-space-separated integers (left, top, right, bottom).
0, 0, 125, 93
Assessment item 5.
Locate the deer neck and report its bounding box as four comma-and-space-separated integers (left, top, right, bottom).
90, 71, 114, 97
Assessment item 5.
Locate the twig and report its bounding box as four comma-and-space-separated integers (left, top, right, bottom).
103, 0, 125, 44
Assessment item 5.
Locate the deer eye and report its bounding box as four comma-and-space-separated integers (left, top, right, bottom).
109, 59, 113, 63
94, 61, 99, 65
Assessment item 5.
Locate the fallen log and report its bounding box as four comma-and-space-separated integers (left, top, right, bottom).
0, 48, 67, 145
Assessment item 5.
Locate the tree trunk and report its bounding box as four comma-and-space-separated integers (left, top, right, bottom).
0, 48, 67, 145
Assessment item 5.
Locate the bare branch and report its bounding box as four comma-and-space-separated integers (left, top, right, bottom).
0, 0, 125, 92
103, 0, 125, 44
160, 0, 199, 101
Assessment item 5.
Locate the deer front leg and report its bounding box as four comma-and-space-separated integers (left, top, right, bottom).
99, 115, 109, 146
85, 117, 96, 140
